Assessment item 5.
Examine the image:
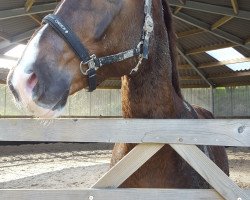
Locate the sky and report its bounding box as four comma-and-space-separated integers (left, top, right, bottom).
206, 47, 250, 71
0, 45, 250, 72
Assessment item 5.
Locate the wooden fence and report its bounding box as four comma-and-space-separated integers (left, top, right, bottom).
0, 118, 250, 200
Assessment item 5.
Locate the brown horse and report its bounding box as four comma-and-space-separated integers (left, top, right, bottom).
7, 0, 229, 188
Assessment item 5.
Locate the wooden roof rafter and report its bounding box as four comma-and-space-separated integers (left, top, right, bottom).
172, 0, 187, 15
230, 0, 239, 15
208, 71, 250, 79
186, 42, 237, 55
199, 57, 250, 69
169, 0, 250, 21
176, 28, 205, 38
211, 16, 234, 30
179, 57, 250, 69
177, 45, 215, 87
29, 14, 42, 25
0, 3, 57, 20
0, 28, 37, 50
25, 0, 37, 12
174, 12, 250, 50
209, 0, 239, 32
25, 0, 43, 25
178, 71, 250, 80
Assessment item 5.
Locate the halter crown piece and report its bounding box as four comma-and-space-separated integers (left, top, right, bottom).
42, 0, 153, 92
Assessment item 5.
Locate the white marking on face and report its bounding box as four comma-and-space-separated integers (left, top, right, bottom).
12, 25, 47, 89
10, 24, 63, 118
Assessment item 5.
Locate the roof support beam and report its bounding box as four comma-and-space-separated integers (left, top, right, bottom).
0, 28, 37, 50
173, 6, 183, 15
180, 84, 208, 88
0, 3, 57, 20
177, 45, 215, 87
179, 40, 250, 55
181, 81, 250, 88
25, 0, 37, 12
246, 38, 250, 44
199, 57, 250, 69
211, 16, 234, 30
0, 32, 10, 41
10, 29, 36, 43
180, 75, 201, 80
178, 64, 190, 69
208, 71, 250, 79
179, 57, 250, 69
231, 0, 239, 14
186, 42, 236, 55
178, 0, 186, 4
173, 12, 250, 50
179, 71, 250, 80
176, 28, 205, 38
173, 0, 186, 15
168, 0, 250, 21
29, 14, 42, 25
181, 82, 250, 88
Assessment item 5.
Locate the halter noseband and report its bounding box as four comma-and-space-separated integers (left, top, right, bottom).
42, 0, 153, 92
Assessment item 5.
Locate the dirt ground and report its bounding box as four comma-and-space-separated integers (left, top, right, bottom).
0, 143, 249, 189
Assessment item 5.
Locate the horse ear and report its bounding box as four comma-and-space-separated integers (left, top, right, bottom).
178, 0, 186, 4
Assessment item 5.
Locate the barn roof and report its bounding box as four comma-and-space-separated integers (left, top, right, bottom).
0, 0, 250, 88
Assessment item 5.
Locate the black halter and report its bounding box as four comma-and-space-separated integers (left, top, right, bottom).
42, 0, 153, 92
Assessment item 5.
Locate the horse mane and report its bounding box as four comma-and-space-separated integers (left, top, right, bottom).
162, 0, 183, 98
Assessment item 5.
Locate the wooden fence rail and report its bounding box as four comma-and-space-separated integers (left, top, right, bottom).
0, 118, 249, 146
1, 189, 250, 200
0, 118, 249, 200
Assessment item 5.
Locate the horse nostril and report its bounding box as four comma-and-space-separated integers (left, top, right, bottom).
27, 73, 38, 91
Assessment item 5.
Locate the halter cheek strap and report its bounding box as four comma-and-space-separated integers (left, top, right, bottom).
42, 0, 153, 92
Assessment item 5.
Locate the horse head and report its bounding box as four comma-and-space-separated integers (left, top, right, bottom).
7, 0, 179, 117
7, 0, 174, 117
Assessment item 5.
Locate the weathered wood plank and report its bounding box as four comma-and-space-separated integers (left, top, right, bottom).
25, 0, 36, 11
176, 28, 205, 38
1, 189, 250, 200
231, 0, 239, 14
171, 144, 250, 200
92, 143, 164, 188
211, 16, 234, 30
0, 119, 249, 146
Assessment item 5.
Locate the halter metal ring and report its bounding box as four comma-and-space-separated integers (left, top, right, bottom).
80, 54, 97, 75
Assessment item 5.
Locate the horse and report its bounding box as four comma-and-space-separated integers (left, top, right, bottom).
7, 0, 229, 188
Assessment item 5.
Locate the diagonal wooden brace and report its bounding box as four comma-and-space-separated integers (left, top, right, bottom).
92, 143, 249, 200
92, 143, 164, 188
170, 144, 250, 200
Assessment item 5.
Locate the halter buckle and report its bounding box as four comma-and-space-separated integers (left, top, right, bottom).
80, 54, 97, 75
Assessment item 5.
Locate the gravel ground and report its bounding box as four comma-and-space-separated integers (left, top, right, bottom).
0, 143, 249, 189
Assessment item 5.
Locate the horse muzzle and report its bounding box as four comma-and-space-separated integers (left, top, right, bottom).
7, 63, 71, 118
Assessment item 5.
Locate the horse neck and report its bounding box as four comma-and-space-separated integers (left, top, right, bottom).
121, 40, 184, 119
